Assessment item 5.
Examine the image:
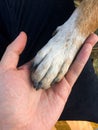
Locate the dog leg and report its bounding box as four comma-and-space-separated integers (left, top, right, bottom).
31, 0, 98, 90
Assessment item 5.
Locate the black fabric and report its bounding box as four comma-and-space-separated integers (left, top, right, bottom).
0, 0, 98, 123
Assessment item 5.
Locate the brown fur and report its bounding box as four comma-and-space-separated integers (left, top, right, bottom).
77, 0, 98, 37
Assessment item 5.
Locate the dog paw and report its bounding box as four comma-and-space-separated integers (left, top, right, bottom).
31, 45, 70, 90
31, 34, 68, 89
31, 24, 84, 90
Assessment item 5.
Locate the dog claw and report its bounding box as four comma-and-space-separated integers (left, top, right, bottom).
33, 81, 42, 90
51, 78, 59, 86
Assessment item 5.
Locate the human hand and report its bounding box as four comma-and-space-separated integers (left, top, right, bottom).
0, 32, 97, 130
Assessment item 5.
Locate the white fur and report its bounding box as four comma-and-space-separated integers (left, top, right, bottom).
31, 8, 85, 89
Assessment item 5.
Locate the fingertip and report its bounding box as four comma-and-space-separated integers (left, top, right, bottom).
86, 33, 98, 47
12, 31, 27, 55
19, 31, 27, 41
17, 31, 27, 46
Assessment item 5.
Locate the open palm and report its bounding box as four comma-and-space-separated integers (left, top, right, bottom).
0, 32, 97, 130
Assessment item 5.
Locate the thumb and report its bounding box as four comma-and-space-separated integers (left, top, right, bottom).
1, 32, 27, 69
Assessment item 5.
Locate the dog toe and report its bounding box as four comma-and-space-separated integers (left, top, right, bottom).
52, 59, 72, 85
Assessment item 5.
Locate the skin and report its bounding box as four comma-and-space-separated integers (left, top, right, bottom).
0, 32, 98, 130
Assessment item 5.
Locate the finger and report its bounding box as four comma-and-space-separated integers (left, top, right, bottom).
1, 32, 27, 69
66, 33, 98, 87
